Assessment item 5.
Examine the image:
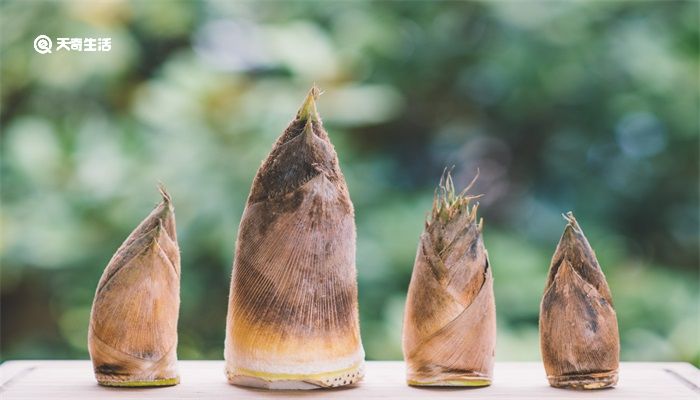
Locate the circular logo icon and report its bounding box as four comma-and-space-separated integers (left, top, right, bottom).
34, 35, 52, 54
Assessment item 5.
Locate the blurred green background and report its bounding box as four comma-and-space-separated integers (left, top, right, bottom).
1, 0, 698, 366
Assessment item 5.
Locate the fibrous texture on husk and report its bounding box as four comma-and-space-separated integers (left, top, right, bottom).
88, 186, 180, 387
225, 87, 364, 390
402, 172, 496, 387
540, 212, 619, 390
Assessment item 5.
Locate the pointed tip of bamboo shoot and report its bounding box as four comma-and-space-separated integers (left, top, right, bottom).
157, 183, 174, 213
562, 211, 580, 231
559, 212, 586, 247
430, 168, 482, 225
296, 85, 322, 123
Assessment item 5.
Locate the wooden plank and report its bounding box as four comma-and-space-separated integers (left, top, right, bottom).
0, 361, 698, 399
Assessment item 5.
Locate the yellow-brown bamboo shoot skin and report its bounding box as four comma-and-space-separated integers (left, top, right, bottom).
402, 173, 496, 387
540, 212, 620, 390
225, 87, 364, 390
88, 187, 180, 387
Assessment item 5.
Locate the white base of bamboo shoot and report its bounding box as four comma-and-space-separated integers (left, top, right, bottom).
226, 363, 364, 390
406, 360, 493, 387
547, 370, 618, 390
407, 377, 492, 387
96, 376, 179, 387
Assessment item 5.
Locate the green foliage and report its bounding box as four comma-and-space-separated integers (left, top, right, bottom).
1, 0, 698, 366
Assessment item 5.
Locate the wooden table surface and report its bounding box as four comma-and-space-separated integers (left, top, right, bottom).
1, 361, 698, 399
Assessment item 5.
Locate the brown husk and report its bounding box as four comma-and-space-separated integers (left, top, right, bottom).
224, 86, 364, 389
539, 212, 619, 390
88, 186, 180, 387
402, 171, 496, 387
